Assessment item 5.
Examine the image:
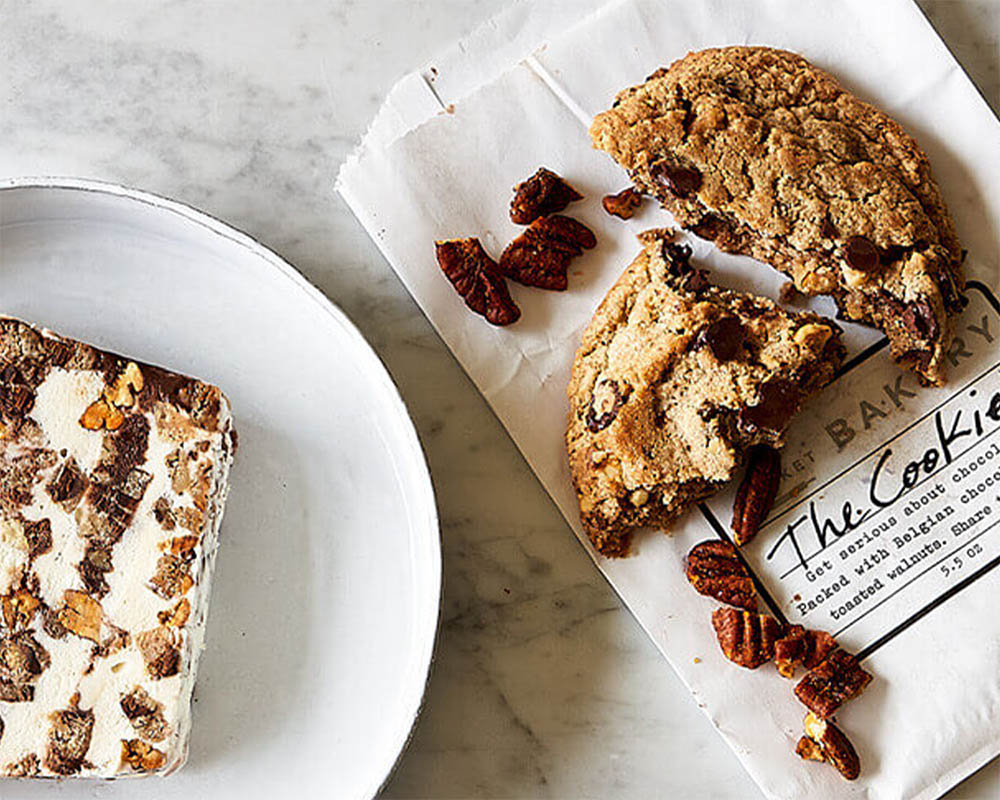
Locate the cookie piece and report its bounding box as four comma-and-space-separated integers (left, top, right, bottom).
590, 47, 965, 385
566, 230, 845, 556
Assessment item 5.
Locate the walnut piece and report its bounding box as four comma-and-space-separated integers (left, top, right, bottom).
731, 445, 781, 546
796, 712, 861, 780
509, 167, 582, 224
711, 607, 783, 669
795, 649, 872, 718
499, 214, 596, 290
685, 540, 757, 610
435, 238, 521, 326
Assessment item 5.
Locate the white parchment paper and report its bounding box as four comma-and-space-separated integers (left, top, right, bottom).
338, 1, 1000, 797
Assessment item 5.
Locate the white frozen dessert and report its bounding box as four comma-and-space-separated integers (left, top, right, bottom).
0, 316, 236, 777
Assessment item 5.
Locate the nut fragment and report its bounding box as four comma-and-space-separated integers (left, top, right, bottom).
774, 624, 837, 678
499, 215, 596, 290
685, 540, 757, 610
1, 587, 41, 631
795, 649, 872, 718
793, 323, 833, 350
731, 445, 781, 546
79, 399, 125, 431
105, 363, 144, 408
120, 739, 166, 772
796, 712, 861, 780
509, 167, 583, 224
711, 607, 783, 668
602, 187, 642, 219
779, 281, 805, 303
435, 238, 521, 326
57, 590, 103, 643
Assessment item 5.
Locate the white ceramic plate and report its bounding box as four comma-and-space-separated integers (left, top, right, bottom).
0, 178, 440, 799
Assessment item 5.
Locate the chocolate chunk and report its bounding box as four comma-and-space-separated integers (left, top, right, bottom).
697, 317, 745, 361
738, 379, 801, 436
903, 299, 939, 342
691, 213, 729, 241
842, 236, 879, 272
654, 163, 702, 197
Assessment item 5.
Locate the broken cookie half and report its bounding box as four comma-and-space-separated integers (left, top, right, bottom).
0, 316, 236, 777
590, 46, 965, 385
566, 230, 845, 556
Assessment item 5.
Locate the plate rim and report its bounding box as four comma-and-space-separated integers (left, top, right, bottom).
0, 175, 442, 799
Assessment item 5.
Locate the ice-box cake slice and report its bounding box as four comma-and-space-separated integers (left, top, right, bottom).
0, 316, 236, 777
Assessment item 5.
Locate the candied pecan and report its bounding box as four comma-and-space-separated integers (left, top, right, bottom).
731, 445, 781, 546
435, 238, 521, 326
509, 167, 582, 224
602, 187, 642, 219
711, 607, 783, 669
685, 540, 756, 610
795, 649, 872, 718
499, 215, 596, 291
796, 712, 861, 781
774, 624, 837, 678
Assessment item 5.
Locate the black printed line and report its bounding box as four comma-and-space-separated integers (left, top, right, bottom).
777, 422, 1000, 579
856, 550, 1000, 660
698, 504, 789, 628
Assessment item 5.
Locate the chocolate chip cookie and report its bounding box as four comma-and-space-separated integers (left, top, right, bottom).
566, 230, 845, 556
590, 47, 965, 385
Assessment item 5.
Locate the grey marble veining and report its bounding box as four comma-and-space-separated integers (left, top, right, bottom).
0, 1, 997, 797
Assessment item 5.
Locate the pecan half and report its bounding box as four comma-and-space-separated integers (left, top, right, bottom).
774, 624, 837, 678
602, 187, 642, 219
435, 238, 521, 326
795, 649, 872, 718
711, 607, 783, 668
685, 540, 757, 610
731, 445, 781, 546
499, 215, 596, 290
796, 712, 861, 780
509, 167, 582, 224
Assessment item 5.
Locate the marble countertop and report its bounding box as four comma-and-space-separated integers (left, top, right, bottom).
0, 2, 996, 797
